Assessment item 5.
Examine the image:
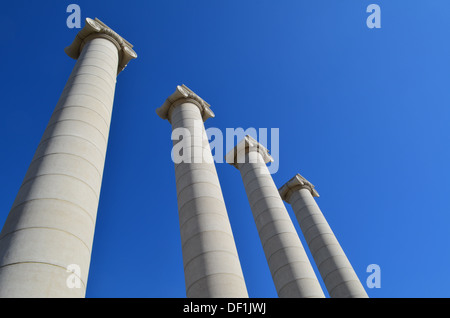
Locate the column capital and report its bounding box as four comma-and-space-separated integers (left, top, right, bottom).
65, 18, 137, 75
156, 84, 215, 122
225, 135, 273, 169
279, 173, 319, 202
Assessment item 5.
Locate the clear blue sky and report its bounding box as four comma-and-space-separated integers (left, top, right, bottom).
1, 0, 450, 298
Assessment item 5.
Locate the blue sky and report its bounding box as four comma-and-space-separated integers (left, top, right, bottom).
1, 0, 450, 298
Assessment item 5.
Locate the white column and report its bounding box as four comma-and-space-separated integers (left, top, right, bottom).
279, 174, 368, 298
156, 85, 248, 298
0, 18, 137, 297
226, 136, 324, 298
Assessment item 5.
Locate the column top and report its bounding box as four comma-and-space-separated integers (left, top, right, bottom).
156, 84, 215, 123
225, 135, 274, 169
65, 18, 137, 75
279, 173, 319, 202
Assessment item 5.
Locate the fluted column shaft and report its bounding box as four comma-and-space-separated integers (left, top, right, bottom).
158, 85, 248, 298
0, 18, 136, 297
281, 175, 368, 298
227, 137, 324, 298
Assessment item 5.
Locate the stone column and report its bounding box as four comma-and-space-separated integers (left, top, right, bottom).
156, 85, 248, 298
279, 174, 368, 298
225, 136, 324, 298
0, 18, 136, 297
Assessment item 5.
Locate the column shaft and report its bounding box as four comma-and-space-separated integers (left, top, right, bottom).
280, 175, 368, 298
159, 86, 248, 298
289, 189, 368, 297
0, 18, 136, 297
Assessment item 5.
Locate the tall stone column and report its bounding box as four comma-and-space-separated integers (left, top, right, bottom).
279, 174, 368, 298
225, 136, 324, 298
0, 18, 136, 297
156, 85, 248, 298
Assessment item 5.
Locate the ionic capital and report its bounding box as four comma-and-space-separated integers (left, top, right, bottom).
279, 173, 319, 202
65, 18, 137, 75
156, 84, 215, 123
225, 135, 273, 169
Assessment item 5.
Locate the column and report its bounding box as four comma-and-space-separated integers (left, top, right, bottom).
279, 174, 368, 298
225, 136, 324, 298
0, 18, 137, 297
156, 85, 248, 298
